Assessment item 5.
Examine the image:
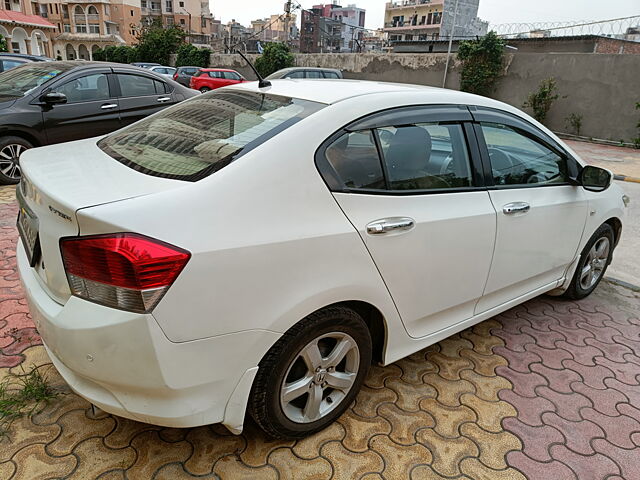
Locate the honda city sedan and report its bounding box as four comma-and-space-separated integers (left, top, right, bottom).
17, 80, 627, 439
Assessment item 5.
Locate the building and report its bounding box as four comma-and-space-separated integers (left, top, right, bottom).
383, 0, 487, 44
300, 6, 341, 53
311, 3, 365, 52
251, 14, 298, 44
1, 0, 212, 61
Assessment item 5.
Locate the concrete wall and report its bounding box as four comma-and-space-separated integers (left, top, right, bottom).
195, 52, 640, 142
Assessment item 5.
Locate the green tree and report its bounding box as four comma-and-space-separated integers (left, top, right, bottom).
135, 20, 185, 65
175, 43, 210, 68
0, 34, 7, 53
457, 31, 505, 97
92, 45, 138, 64
254, 42, 294, 77
523, 78, 560, 124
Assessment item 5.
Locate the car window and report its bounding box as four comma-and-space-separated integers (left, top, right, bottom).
183, 68, 197, 75
2, 59, 25, 71
117, 74, 157, 97
55, 73, 110, 103
305, 71, 323, 79
98, 91, 325, 181
0, 63, 73, 98
480, 123, 569, 186
208, 71, 224, 79
323, 71, 340, 79
223, 71, 240, 80
285, 71, 304, 79
325, 130, 385, 190
378, 123, 473, 190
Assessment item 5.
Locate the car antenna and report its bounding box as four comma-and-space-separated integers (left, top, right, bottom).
235, 49, 271, 89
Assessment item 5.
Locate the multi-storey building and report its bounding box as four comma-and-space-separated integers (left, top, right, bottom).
312, 3, 365, 52
383, 0, 487, 43
1, 0, 212, 61
251, 14, 298, 44
300, 6, 341, 53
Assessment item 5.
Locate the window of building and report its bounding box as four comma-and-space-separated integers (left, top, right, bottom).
55, 4, 58, 14
480, 123, 569, 186
4, 0, 11, 10
166, 16, 174, 25
141, 0, 147, 7
130, 9, 134, 16
180, 18, 185, 25
179, 1, 184, 6
63, 24, 71, 32
165, 0, 172, 12
427, 12, 433, 25
76, 24, 87, 33
201, 17, 206, 27
89, 24, 100, 33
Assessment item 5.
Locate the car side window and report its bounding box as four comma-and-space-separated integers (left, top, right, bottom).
286, 71, 304, 79
325, 130, 385, 190
184, 68, 197, 75
153, 79, 167, 94
209, 71, 224, 79
306, 70, 323, 79
378, 123, 473, 190
117, 74, 157, 97
55, 73, 110, 103
2, 59, 25, 71
480, 123, 569, 186
323, 71, 339, 79
223, 71, 240, 80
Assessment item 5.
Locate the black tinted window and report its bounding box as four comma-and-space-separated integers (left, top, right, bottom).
117, 74, 156, 97
223, 71, 240, 80
481, 123, 568, 186
378, 123, 473, 190
325, 131, 385, 190
306, 70, 323, 79
323, 71, 340, 79
286, 71, 304, 79
56, 73, 110, 103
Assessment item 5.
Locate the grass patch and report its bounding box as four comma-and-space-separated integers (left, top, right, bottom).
0, 365, 59, 439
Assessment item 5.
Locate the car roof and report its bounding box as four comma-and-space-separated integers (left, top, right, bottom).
200, 68, 238, 72
0, 53, 49, 61
276, 67, 341, 73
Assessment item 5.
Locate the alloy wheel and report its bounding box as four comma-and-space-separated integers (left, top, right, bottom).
280, 332, 360, 423
0, 144, 25, 180
579, 237, 610, 290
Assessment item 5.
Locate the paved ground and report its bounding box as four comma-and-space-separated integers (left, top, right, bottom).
0, 181, 639, 480
567, 140, 640, 180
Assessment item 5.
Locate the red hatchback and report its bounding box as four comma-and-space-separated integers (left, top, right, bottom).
190, 68, 246, 93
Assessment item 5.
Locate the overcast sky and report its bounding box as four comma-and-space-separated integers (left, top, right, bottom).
212, 0, 640, 31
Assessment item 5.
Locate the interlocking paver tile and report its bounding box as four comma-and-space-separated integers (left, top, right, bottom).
535, 386, 592, 422
502, 418, 563, 462
9, 443, 76, 480
267, 447, 332, 480
46, 409, 116, 457
493, 347, 541, 373
495, 367, 548, 397
183, 427, 245, 475
127, 431, 192, 478
385, 376, 436, 411
577, 322, 623, 344
416, 429, 479, 477
459, 348, 508, 376
67, 437, 135, 480
592, 439, 640, 480
338, 409, 392, 451
459, 457, 527, 480
320, 441, 384, 478
291, 421, 345, 460
460, 423, 522, 470
459, 370, 511, 402
549, 444, 621, 480
580, 408, 640, 449
498, 390, 555, 426
529, 363, 581, 393
418, 398, 476, 438
460, 393, 516, 433
548, 322, 596, 346
524, 343, 573, 369
571, 381, 627, 416
541, 413, 605, 455
520, 326, 565, 349
427, 352, 473, 380
213, 455, 278, 480
421, 373, 475, 406
595, 356, 640, 385
377, 403, 434, 445
555, 341, 603, 366
560, 360, 615, 389
370, 435, 433, 479
506, 451, 578, 480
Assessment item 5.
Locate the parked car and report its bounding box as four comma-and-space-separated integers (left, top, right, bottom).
0, 53, 51, 72
189, 68, 246, 92
17, 80, 626, 439
173, 65, 200, 87
0, 61, 197, 184
148, 65, 177, 79
130, 62, 160, 69
266, 67, 343, 80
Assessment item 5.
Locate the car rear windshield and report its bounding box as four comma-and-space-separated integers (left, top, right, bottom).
98, 90, 325, 181
0, 62, 75, 99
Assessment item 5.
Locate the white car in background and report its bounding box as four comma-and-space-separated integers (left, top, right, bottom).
147, 65, 177, 79
17, 80, 626, 439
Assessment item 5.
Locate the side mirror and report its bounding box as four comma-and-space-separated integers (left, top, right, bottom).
580, 165, 612, 192
40, 92, 67, 105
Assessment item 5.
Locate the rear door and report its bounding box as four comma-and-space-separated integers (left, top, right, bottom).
317, 106, 497, 338
471, 107, 588, 313
114, 70, 177, 127
41, 68, 121, 144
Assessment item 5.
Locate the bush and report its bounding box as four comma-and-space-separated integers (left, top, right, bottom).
0, 34, 7, 53
523, 78, 560, 124
135, 21, 185, 65
457, 31, 505, 97
92, 45, 138, 64
565, 113, 583, 136
254, 42, 294, 77
175, 43, 210, 68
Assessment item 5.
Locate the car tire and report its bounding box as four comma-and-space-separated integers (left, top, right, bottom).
0, 136, 33, 185
564, 223, 614, 300
248, 306, 372, 439
199, 87, 211, 93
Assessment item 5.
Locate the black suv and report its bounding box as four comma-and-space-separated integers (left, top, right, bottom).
0, 61, 197, 184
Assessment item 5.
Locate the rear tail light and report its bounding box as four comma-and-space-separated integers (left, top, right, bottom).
173, 72, 178, 80
60, 233, 190, 313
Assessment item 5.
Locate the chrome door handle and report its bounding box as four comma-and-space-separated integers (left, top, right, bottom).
100, 103, 118, 110
157, 96, 171, 103
366, 217, 415, 235
503, 202, 531, 215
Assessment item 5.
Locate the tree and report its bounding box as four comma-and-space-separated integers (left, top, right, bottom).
457, 31, 505, 97
254, 42, 294, 77
135, 20, 185, 65
0, 34, 7, 53
92, 45, 138, 64
175, 43, 210, 68
523, 78, 560, 124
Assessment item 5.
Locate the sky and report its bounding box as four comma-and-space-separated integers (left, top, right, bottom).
211, 0, 640, 31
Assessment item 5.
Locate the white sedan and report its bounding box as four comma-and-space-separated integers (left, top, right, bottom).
17, 80, 627, 439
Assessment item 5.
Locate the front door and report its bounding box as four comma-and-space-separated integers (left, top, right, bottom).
318, 106, 497, 338
472, 111, 588, 313
42, 70, 121, 144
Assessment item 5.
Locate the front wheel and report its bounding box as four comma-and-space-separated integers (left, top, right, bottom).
248, 306, 372, 439
0, 136, 33, 185
564, 223, 614, 300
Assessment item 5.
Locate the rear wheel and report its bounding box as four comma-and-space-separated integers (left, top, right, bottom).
249, 306, 371, 439
564, 223, 614, 299
199, 87, 211, 93
0, 136, 33, 185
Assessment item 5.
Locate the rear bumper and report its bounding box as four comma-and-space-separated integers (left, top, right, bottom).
17, 242, 280, 429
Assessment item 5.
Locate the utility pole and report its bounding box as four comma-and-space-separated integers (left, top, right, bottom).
284, 0, 292, 46
442, 0, 459, 88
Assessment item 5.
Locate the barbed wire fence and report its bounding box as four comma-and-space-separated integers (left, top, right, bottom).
490, 15, 640, 39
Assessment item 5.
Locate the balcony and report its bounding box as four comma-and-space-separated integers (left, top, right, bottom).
384, 20, 440, 31
55, 31, 125, 43
386, 0, 443, 10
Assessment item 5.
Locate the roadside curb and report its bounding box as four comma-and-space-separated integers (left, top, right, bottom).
614, 174, 640, 184
605, 277, 640, 293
